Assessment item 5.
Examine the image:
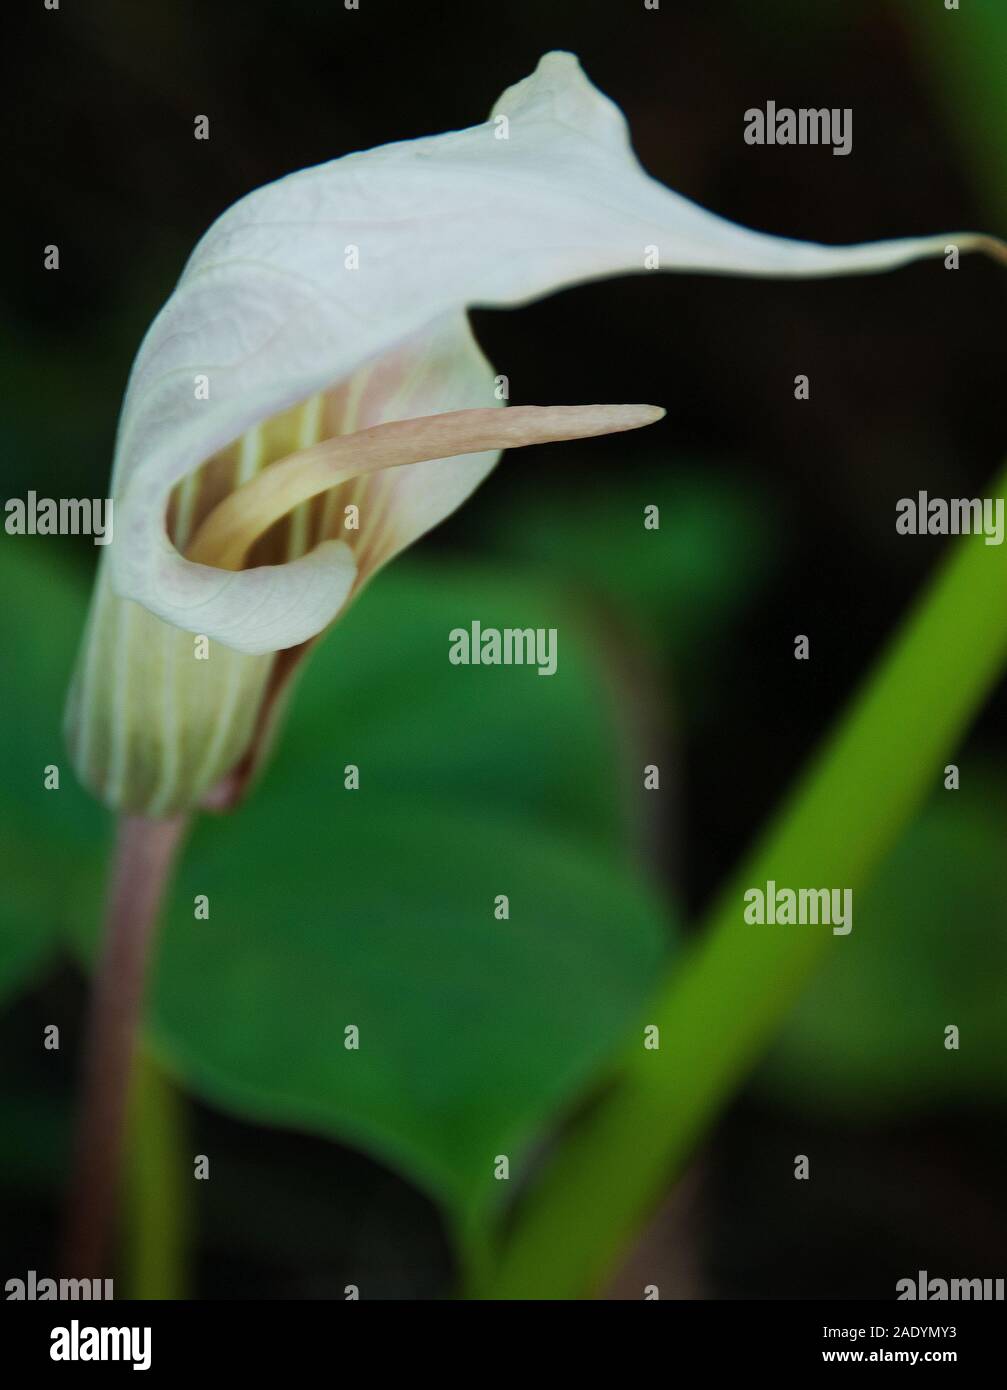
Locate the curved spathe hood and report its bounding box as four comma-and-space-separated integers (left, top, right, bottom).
109, 51, 1002, 656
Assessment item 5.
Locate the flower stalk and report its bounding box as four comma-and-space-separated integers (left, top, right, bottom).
61, 814, 189, 1277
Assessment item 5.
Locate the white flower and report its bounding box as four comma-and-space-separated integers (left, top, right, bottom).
65, 51, 1003, 816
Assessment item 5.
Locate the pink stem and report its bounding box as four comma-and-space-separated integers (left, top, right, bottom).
61, 813, 189, 1276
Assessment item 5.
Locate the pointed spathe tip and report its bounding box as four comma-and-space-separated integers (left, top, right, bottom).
628, 403, 666, 426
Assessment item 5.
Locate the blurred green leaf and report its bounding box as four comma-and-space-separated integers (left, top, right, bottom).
0, 543, 106, 1007
270, 557, 640, 846
756, 770, 1007, 1114
148, 798, 668, 1227
481, 463, 776, 662
45, 556, 673, 1229
897, 0, 1007, 227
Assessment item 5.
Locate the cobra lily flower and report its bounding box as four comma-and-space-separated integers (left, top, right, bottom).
64, 50, 1005, 818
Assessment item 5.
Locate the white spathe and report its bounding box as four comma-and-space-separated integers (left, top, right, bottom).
110, 50, 1001, 656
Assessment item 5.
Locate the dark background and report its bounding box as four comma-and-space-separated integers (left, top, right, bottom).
1, 0, 1005, 1299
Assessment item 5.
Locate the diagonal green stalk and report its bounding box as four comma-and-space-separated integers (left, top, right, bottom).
478, 460, 1007, 1299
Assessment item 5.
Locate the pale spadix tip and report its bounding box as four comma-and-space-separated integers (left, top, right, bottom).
186, 403, 665, 571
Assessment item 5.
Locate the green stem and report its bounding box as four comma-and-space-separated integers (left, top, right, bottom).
123, 1046, 191, 1299
478, 461, 1007, 1299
